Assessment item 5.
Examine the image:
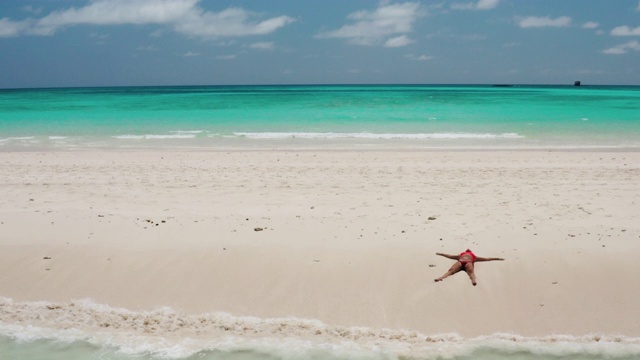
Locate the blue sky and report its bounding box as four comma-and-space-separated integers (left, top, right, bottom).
1, 0, 639, 88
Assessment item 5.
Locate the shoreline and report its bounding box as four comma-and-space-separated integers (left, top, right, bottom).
2, 144, 640, 153
1, 149, 639, 339
3, 300, 640, 360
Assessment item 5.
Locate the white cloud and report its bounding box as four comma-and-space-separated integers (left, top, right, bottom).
406, 54, 433, 61
174, 8, 295, 38
250, 41, 274, 50
0, 18, 29, 37
316, 2, 424, 46
0, 0, 294, 38
216, 54, 237, 60
517, 16, 572, 28
603, 40, 640, 55
32, 0, 198, 35
213, 40, 237, 46
637, 1, 640, 11
384, 35, 413, 47
452, 0, 500, 11
476, 0, 501, 9
183, 51, 200, 57
611, 25, 640, 36
582, 22, 599, 29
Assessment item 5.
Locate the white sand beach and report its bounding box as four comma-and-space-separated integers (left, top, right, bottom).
0, 150, 639, 339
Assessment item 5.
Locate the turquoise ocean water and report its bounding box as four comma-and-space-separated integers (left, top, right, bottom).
1, 85, 640, 149
1, 85, 640, 359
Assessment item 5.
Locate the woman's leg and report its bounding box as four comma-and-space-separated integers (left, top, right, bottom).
464, 263, 477, 286
435, 262, 463, 282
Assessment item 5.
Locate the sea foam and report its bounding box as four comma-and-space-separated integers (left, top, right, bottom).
0, 136, 36, 142
113, 134, 198, 140
1, 297, 639, 360
233, 132, 524, 140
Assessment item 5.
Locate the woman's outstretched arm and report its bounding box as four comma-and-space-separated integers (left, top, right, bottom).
474, 256, 505, 262
436, 252, 460, 260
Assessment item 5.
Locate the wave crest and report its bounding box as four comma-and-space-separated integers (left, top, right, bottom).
1, 298, 640, 359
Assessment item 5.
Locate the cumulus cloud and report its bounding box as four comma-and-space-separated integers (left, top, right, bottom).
611, 25, 640, 36
384, 35, 413, 47
174, 8, 295, 38
451, 0, 500, 11
517, 16, 572, 28
603, 40, 640, 55
183, 51, 200, 57
0, 18, 28, 37
582, 22, 599, 29
316, 2, 424, 46
0, 0, 294, 38
406, 54, 433, 61
250, 41, 274, 50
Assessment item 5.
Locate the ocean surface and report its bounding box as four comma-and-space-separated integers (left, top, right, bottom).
1, 84, 640, 150
2, 85, 640, 359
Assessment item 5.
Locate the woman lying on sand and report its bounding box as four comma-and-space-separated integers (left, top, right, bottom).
434, 249, 504, 286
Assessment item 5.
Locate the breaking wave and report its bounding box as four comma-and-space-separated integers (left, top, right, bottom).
1, 298, 639, 359
232, 132, 524, 140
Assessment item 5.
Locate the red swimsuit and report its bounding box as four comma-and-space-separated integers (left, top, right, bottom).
458, 249, 476, 266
